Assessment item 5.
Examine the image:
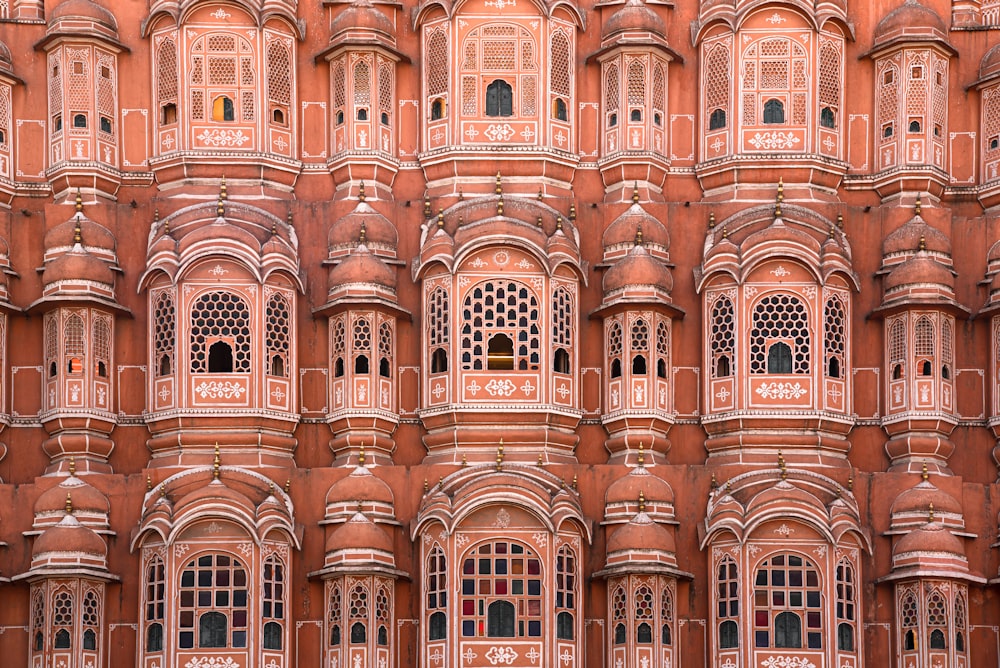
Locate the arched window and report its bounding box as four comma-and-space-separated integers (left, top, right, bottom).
145, 554, 166, 650
73, 113, 88, 128
153, 291, 175, 377
262, 555, 285, 649
605, 62, 619, 129
717, 556, 739, 648
486, 80, 513, 117
190, 33, 255, 126
266, 40, 291, 129
81, 589, 100, 650
354, 317, 372, 374
837, 623, 854, 652
426, 546, 446, 640
332, 317, 346, 378
750, 294, 810, 374
429, 286, 450, 374
431, 98, 445, 120
328, 582, 342, 647
31, 589, 44, 653
553, 98, 567, 121
462, 539, 542, 638
661, 587, 674, 646
93, 316, 111, 378
753, 554, 822, 649
349, 584, 368, 644
631, 319, 649, 375
818, 40, 841, 131
909, 119, 922, 133
190, 292, 251, 373
212, 97, 235, 122
609, 320, 623, 378
825, 296, 846, 379
637, 622, 652, 643
927, 591, 947, 649
147, 623, 164, 652
915, 315, 935, 376
178, 554, 249, 649
375, 585, 391, 647
208, 341, 234, 373
710, 108, 727, 130
54, 629, 71, 649
429, 612, 447, 641
65, 312, 86, 375
552, 287, 573, 373
719, 620, 738, 649
900, 589, 918, 650
556, 546, 576, 640
821, 107, 836, 129
53, 589, 73, 649
835, 560, 856, 652
612, 585, 627, 644
955, 590, 967, 653
763, 99, 785, 124
461, 280, 540, 371
157, 37, 179, 127
426, 29, 449, 115
431, 348, 448, 374
266, 293, 291, 378
263, 622, 282, 650
350, 622, 366, 643
378, 322, 393, 379
711, 296, 735, 378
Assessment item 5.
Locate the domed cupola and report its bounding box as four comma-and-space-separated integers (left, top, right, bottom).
889, 467, 967, 535
602, 505, 679, 573
885, 518, 981, 583
602, 188, 670, 264
329, 0, 398, 51
31, 465, 111, 534
603, 453, 675, 525
323, 456, 398, 526
39, 0, 122, 48
872, 0, 950, 53
602, 0, 667, 42
327, 185, 399, 262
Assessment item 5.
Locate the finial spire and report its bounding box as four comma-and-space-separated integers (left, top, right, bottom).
710, 473, 718, 490
359, 220, 367, 245
213, 443, 221, 480
928, 502, 935, 522
837, 212, 844, 229
68, 457, 76, 476
708, 212, 716, 229
496, 438, 504, 472
918, 235, 926, 252
569, 203, 576, 222
537, 187, 544, 201
634, 223, 644, 247
424, 194, 432, 217
495, 172, 503, 196
284, 478, 291, 493
637, 442, 645, 467
632, 182, 640, 204
915, 194, 922, 216
358, 181, 366, 202
556, 216, 563, 231
497, 196, 504, 216
75, 187, 83, 214
778, 450, 787, 480
775, 178, 784, 218
572, 474, 578, 490
147, 475, 152, 492
359, 442, 366, 466
65, 492, 73, 515
638, 490, 646, 513
437, 210, 445, 228
921, 462, 929, 481
217, 177, 227, 217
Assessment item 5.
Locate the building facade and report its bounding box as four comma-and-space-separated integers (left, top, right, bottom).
0, 0, 997, 667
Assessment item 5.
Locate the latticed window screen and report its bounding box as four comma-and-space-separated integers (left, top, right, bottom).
824, 296, 846, 375
82, 589, 100, 648
900, 590, 918, 644
605, 63, 620, 113
631, 319, 650, 353
49, 51, 63, 128
656, 321, 670, 360
96, 53, 116, 138
878, 63, 900, 143
375, 585, 391, 645
349, 584, 369, 642
750, 294, 810, 374
742, 37, 808, 126
0, 85, 9, 152
914, 316, 935, 358
266, 293, 291, 377
704, 43, 731, 128
835, 560, 856, 651
661, 587, 674, 645
333, 60, 346, 111
753, 554, 823, 650
153, 292, 175, 377
378, 61, 393, 121
552, 288, 573, 348
157, 38, 178, 107
354, 318, 372, 352
93, 316, 111, 375
818, 40, 841, 127
328, 582, 342, 646
66, 313, 86, 367
942, 318, 954, 370
555, 546, 576, 640
354, 59, 371, 106
53, 589, 74, 644
428, 287, 449, 347
189, 33, 256, 123
635, 584, 654, 642
460, 540, 543, 638
426, 29, 448, 97
932, 58, 947, 134
550, 31, 571, 98
460, 280, 540, 371
145, 555, 166, 649
31, 589, 44, 651
262, 554, 285, 648
627, 60, 645, 107
189, 291, 252, 373
652, 64, 665, 116
985, 86, 1000, 163
178, 554, 249, 649
609, 320, 623, 358
710, 296, 735, 377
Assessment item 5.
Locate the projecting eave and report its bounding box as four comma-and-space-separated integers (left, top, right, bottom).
587, 37, 683, 65
870, 298, 970, 320
26, 294, 132, 316
12, 567, 120, 583
313, 297, 412, 320
314, 41, 410, 65
307, 564, 410, 580
876, 569, 986, 585
589, 298, 684, 320
592, 563, 693, 580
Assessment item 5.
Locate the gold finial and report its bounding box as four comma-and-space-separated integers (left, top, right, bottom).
497, 197, 504, 216
632, 182, 640, 204
270, 481, 275, 495
725, 480, 732, 493
928, 502, 935, 522
438, 476, 444, 489
496, 438, 504, 472
708, 212, 716, 229
775, 178, 784, 218
537, 453, 544, 466
919, 235, 926, 252
68, 457, 76, 476
462, 453, 468, 467
915, 195, 922, 216
73, 218, 83, 244
710, 473, 718, 490
75, 188, 83, 214
217, 178, 227, 217
848, 475, 854, 491
437, 210, 445, 228
922, 462, 929, 481
458, 186, 464, 201
495, 172, 503, 196
556, 216, 563, 231
147, 475, 152, 492
286, 210, 293, 230
722, 226, 729, 239
638, 490, 646, 513
159, 482, 166, 498
213, 443, 221, 480
572, 474, 578, 490
424, 195, 432, 217
637, 442, 645, 467
359, 220, 367, 245
284, 478, 291, 493
778, 450, 787, 480
536, 216, 543, 227
837, 212, 844, 229
358, 181, 366, 202
424, 478, 429, 492
537, 187, 544, 201
569, 203, 576, 222
357, 501, 363, 513
829, 224, 835, 240
66, 492, 73, 514
359, 442, 366, 466
635, 224, 644, 247
271, 219, 278, 237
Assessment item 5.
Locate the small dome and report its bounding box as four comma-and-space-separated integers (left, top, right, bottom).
330, 0, 396, 42
603, 0, 666, 40
32, 514, 107, 559
890, 481, 962, 518
50, 0, 118, 33
44, 215, 117, 253
893, 521, 964, 559
328, 244, 396, 290
328, 202, 398, 254
34, 476, 109, 517
606, 512, 675, 554
606, 468, 674, 506
873, 0, 947, 49
42, 250, 115, 287
603, 245, 672, 293
0, 40, 12, 75
326, 467, 394, 508
981, 43, 1000, 82
882, 214, 950, 258
603, 203, 669, 253
326, 512, 393, 554
884, 255, 954, 292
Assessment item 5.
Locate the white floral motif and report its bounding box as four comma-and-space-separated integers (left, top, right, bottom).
494, 251, 510, 266
531, 532, 548, 547
774, 523, 795, 537
755, 382, 807, 400
463, 648, 477, 664
197, 129, 251, 147
747, 131, 801, 150
484, 124, 516, 142
761, 657, 816, 668
771, 265, 791, 278
493, 508, 511, 528
185, 658, 240, 668
195, 381, 246, 399
210, 8, 231, 19
485, 379, 517, 397
525, 647, 540, 664
485, 647, 519, 665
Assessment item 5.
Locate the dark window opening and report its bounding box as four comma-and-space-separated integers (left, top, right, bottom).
487, 600, 515, 637
68, 357, 83, 374
431, 348, 448, 374
893, 364, 903, 380
956, 631, 965, 652
50, 361, 57, 378
355, 355, 369, 374
272, 108, 286, 125
657, 358, 667, 379
431, 98, 445, 121
609, 112, 618, 128
767, 342, 792, 374
554, 348, 570, 374
904, 629, 916, 651
883, 124, 894, 138
334, 357, 345, 377
828, 356, 840, 378
991, 137, 999, 151
930, 628, 946, 649
934, 124, 941, 137
100, 116, 112, 134
162, 103, 177, 125
716, 355, 731, 378
97, 360, 107, 377
208, 341, 234, 373
429, 612, 447, 640
637, 622, 652, 643
336, 110, 345, 125
654, 112, 662, 127
330, 625, 341, 645
486, 80, 513, 117
614, 623, 626, 645
487, 333, 514, 370
379, 357, 391, 378
630, 109, 642, 122
720, 620, 739, 648
377, 625, 388, 646
763, 99, 784, 124
381, 112, 390, 125
553, 98, 567, 121
632, 355, 647, 375
774, 611, 802, 648
820, 106, 836, 129
357, 108, 368, 121
199, 612, 227, 648
271, 354, 285, 377
147, 623, 164, 652
34, 631, 43, 652
263, 622, 282, 649
557, 612, 573, 640
54, 115, 63, 132
909, 120, 922, 133
54, 629, 71, 649
610, 358, 622, 379
942, 364, 950, 380
662, 624, 671, 645
837, 623, 854, 652
83, 629, 96, 650
710, 108, 726, 130
73, 114, 88, 128
351, 622, 366, 643
213, 97, 235, 122
920, 360, 932, 376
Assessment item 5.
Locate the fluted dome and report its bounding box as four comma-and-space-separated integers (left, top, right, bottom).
49, 0, 119, 37
873, 0, 947, 49
883, 255, 955, 292
326, 467, 394, 507
32, 514, 107, 559
328, 244, 397, 290
982, 43, 1000, 81
173, 480, 257, 518
330, 0, 396, 42
603, 203, 669, 253
44, 215, 117, 253
0, 40, 12, 76
603, 245, 672, 293
893, 521, 964, 558
882, 214, 950, 258
603, 0, 666, 39
606, 512, 675, 554
890, 481, 962, 518
326, 511, 394, 554
606, 468, 674, 506
328, 202, 398, 256
42, 250, 115, 287
34, 476, 109, 518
